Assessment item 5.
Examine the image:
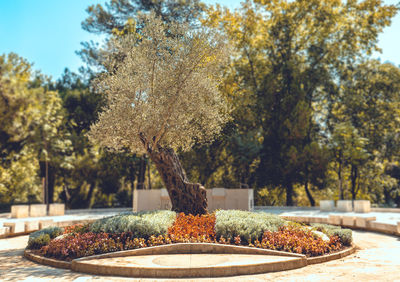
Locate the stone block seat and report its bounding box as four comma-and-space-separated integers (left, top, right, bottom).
11, 205, 29, 218
48, 203, 65, 216
319, 200, 335, 212
354, 200, 371, 213
337, 200, 352, 212
29, 204, 47, 217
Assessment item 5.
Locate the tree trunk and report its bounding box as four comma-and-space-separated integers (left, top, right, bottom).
286, 183, 294, 206
147, 146, 207, 215
86, 182, 96, 208
39, 161, 55, 204
338, 157, 344, 200
304, 180, 315, 206
350, 164, 358, 200
48, 165, 55, 204
137, 156, 146, 189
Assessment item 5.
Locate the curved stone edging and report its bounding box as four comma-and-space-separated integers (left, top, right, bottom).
24, 243, 356, 278
24, 250, 71, 269
307, 245, 356, 265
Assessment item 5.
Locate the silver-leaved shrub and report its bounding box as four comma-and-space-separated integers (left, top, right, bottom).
215, 210, 284, 243
90, 210, 176, 239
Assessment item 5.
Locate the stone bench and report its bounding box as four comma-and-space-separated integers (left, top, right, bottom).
328, 215, 342, 225
355, 216, 376, 228
354, 200, 371, 213
39, 219, 55, 229
368, 221, 398, 235
48, 203, 65, 216
336, 200, 352, 212
308, 217, 328, 224
29, 204, 47, 217
3, 222, 26, 234
342, 216, 356, 227
11, 205, 29, 218
319, 200, 335, 212
0, 227, 10, 238
25, 221, 39, 232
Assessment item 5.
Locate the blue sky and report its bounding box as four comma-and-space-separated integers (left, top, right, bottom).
0, 0, 399, 80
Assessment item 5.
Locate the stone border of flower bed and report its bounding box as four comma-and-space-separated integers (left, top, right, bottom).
24, 243, 356, 278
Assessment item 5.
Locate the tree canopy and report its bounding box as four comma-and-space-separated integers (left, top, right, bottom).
89, 13, 229, 154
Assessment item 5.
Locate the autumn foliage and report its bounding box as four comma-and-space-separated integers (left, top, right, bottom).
168, 212, 216, 242
259, 226, 342, 256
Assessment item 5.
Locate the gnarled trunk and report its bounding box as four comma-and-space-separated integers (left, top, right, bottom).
147, 146, 207, 215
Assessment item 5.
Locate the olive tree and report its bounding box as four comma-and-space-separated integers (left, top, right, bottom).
89, 13, 229, 214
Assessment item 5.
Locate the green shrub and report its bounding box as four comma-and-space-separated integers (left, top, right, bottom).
331, 229, 352, 246
28, 234, 51, 249
311, 223, 352, 246
215, 210, 284, 243
27, 226, 63, 249
90, 210, 176, 239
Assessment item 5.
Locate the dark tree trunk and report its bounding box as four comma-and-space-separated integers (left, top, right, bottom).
304, 180, 315, 206
137, 156, 146, 189
39, 161, 55, 204
286, 183, 294, 206
48, 165, 55, 203
350, 164, 358, 200
338, 157, 344, 200
147, 146, 207, 215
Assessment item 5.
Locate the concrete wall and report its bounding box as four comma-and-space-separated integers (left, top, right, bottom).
133, 188, 254, 213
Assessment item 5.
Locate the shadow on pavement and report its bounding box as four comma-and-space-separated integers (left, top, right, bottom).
0, 248, 82, 281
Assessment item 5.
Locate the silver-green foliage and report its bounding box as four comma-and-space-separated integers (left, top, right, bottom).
88, 12, 229, 154
90, 210, 176, 238
27, 226, 63, 249
215, 210, 284, 242
311, 223, 353, 245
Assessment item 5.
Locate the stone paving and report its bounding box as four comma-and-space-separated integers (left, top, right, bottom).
1, 230, 400, 281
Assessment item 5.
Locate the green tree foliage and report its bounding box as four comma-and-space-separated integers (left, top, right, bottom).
0, 53, 70, 204
327, 60, 400, 202
54, 69, 144, 209
204, 0, 397, 205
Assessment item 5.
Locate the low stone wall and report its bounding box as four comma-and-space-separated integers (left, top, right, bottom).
133, 188, 254, 212
10, 203, 65, 218
282, 214, 400, 236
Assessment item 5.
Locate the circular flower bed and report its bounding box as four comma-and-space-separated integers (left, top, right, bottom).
26, 210, 352, 261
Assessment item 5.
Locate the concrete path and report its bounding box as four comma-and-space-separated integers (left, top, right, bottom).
1, 230, 399, 281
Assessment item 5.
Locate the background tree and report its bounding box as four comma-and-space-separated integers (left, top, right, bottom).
327, 60, 400, 201
204, 0, 397, 205
0, 53, 71, 206
89, 14, 229, 214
